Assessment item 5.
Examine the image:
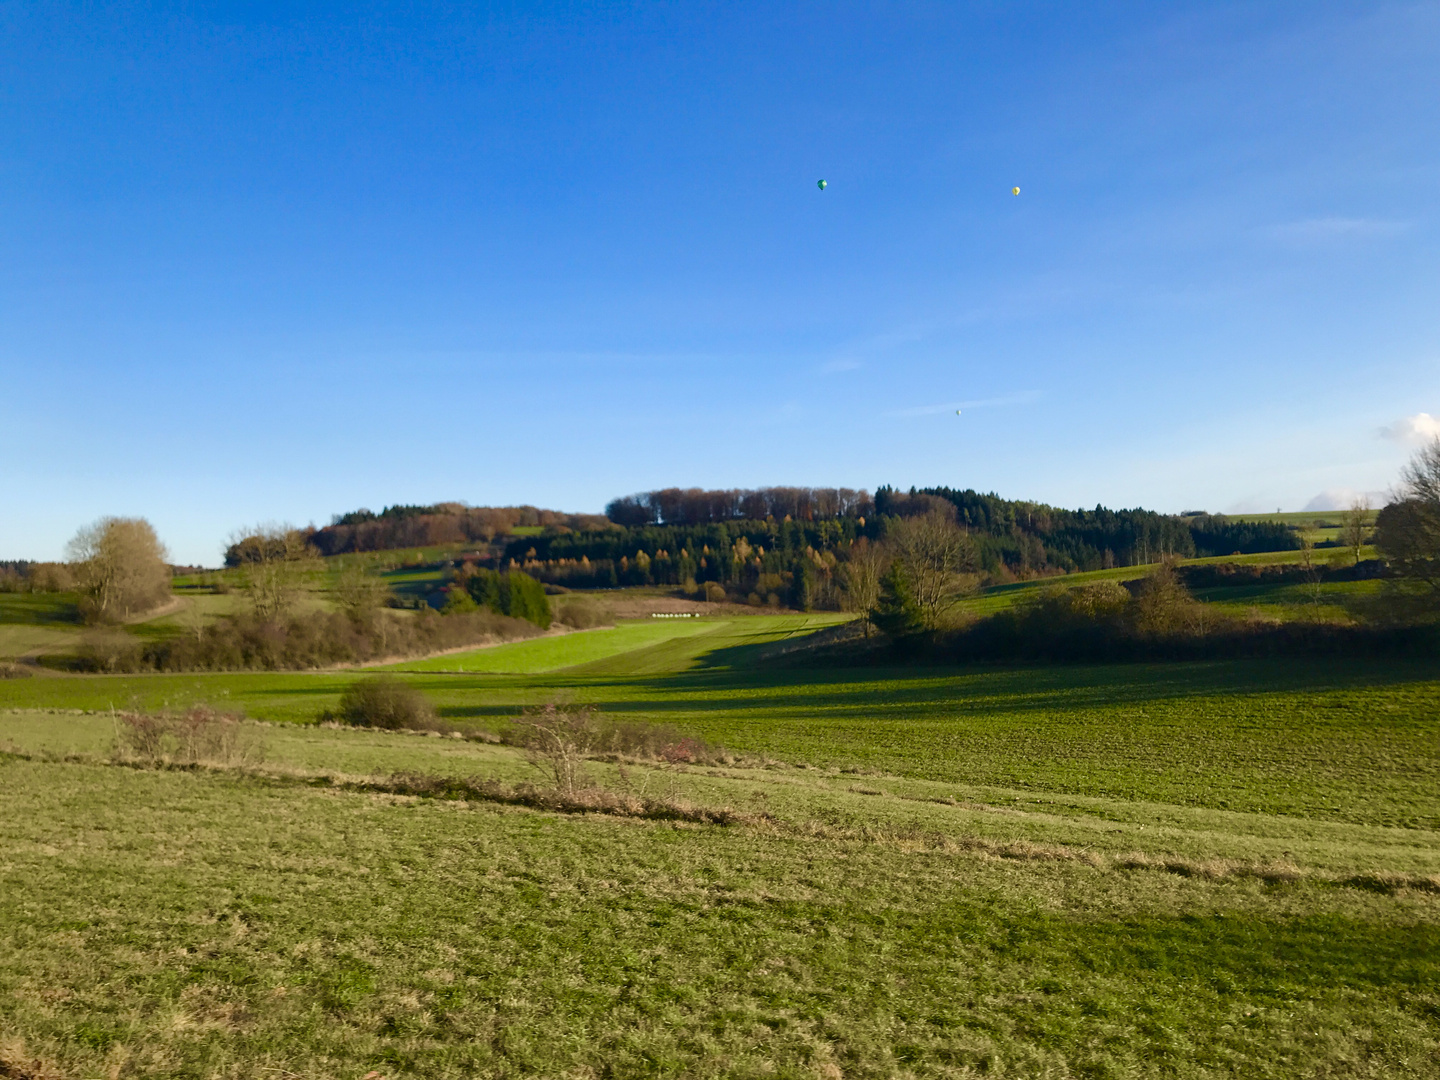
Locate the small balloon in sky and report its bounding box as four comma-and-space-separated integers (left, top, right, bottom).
956, 410, 963, 416
1012, 186, 1020, 196
817, 179, 827, 190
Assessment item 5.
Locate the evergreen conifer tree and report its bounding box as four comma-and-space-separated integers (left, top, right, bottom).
870, 562, 924, 639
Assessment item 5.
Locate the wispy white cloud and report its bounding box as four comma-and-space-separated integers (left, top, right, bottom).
1269, 217, 1410, 241
1303, 488, 1385, 512
1380, 412, 1440, 446
885, 390, 1040, 418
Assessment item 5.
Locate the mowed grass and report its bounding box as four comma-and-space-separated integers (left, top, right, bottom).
383, 618, 719, 673
2, 709, 1439, 1079
3, 605, 1440, 1078
2, 616, 1438, 829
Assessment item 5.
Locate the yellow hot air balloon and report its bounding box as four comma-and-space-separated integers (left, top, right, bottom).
1012, 186, 1020, 196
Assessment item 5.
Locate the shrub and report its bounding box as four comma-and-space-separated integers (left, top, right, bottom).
76, 629, 145, 673
335, 676, 437, 730
557, 598, 612, 629
466, 569, 553, 628
0, 662, 33, 679
113, 706, 264, 767
704, 581, 727, 603
441, 586, 479, 614
144, 607, 539, 671
511, 702, 600, 793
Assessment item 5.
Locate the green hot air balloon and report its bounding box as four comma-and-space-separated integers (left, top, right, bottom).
817, 179, 827, 190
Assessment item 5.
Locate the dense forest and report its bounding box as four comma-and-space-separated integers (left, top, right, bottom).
491, 486, 1301, 605
219, 487, 1303, 607
884, 487, 1299, 572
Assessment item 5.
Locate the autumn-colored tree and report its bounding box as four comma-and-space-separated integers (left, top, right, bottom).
66, 517, 171, 623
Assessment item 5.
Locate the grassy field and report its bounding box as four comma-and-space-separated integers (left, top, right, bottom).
1, 722, 1437, 1076
5, 537, 1383, 667
2, 616, 1438, 828
384, 618, 728, 673
3, 610, 1440, 1077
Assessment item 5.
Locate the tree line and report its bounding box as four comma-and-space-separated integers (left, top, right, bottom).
604, 487, 874, 527
211, 486, 1312, 578
879, 487, 1300, 573
265, 503, 615, 560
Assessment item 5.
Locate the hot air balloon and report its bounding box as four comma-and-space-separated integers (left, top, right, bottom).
817, 179, 827, 190
1012, 187, 1020, 196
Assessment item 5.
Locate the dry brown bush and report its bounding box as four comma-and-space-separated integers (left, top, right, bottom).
556, 598, 613, 629
76, 628, 145, 673
511, 702, 600, 793
112, 706, 265, 767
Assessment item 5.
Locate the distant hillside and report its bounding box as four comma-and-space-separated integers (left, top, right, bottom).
228, 503, 615, 563
495, 485, 1302, 603
228, 488, 1303, 597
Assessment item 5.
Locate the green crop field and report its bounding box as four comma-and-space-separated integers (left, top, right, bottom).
384, 618, 728, 673
4, 613, 1438, 1078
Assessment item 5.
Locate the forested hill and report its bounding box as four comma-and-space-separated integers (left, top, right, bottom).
301, 503, 613, 557
887, 487, 1300, 572
269, 487, 1299, 586
494, 486, 1300, 593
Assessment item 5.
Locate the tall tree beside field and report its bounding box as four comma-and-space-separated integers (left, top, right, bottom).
1375, 440, 1440, 600
839, 538, 886, 634
66, 517, 171, 623
227, 526, 319, 620
1342, 497, 1372, 566
870, 562, 925, 640
332, 561, 393, 623
885, 511, 979, 629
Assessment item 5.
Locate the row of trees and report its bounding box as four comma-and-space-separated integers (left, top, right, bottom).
605, 487, 874, 527
882, 487, 1301, 573
305, 503, 613, 556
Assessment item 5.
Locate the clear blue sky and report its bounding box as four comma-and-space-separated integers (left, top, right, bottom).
3, 2, 1437, 565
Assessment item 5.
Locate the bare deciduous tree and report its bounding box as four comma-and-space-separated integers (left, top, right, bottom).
333, 560, 393, 623
227, 525, 318, 620
839, 538, 886, 635
66, 517, 171, 623
1375, 440, 1440, 599
1341, 496, 1372, 566
885, 511, 979, 629
1296, 528, 1323, 604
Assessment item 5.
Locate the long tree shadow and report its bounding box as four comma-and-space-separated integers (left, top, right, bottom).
429, 652, 1440, 724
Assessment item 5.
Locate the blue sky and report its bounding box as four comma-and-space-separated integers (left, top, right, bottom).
3, 1, 1437, 565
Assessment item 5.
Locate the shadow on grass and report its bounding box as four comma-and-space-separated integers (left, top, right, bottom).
0, 593, 82, 626
425, 654, 1440, 726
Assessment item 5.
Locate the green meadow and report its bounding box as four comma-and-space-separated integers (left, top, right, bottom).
4, 611, 1439, 1077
